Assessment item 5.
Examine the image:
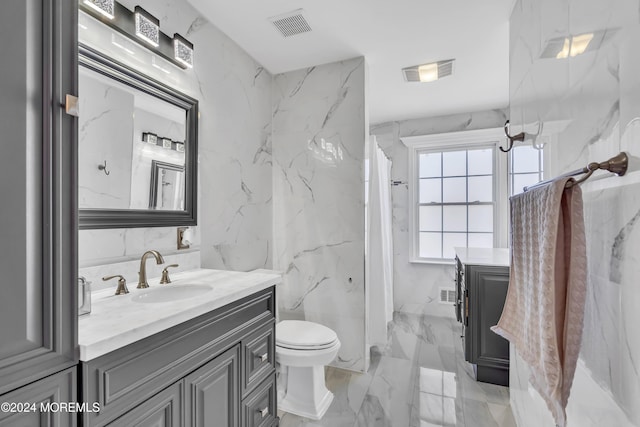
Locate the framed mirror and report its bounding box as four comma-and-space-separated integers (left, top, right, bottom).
78, 44, 198, 229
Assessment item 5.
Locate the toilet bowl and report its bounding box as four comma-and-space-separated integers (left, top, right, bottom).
275, 320, 341, 420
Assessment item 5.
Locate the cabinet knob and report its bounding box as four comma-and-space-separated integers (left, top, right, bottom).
258, 352, 268, 363
259, 407, 269, 418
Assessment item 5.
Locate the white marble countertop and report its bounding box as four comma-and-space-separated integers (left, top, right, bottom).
454, 247, 510, 267
78, 268, 282, 361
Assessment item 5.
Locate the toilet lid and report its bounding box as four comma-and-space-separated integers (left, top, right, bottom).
276, 320, 338, 350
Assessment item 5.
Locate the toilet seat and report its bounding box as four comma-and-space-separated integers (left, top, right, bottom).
276, 320, 338, 350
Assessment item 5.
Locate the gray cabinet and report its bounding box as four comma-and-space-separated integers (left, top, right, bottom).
80, 288, 277, 427
455, 257, 510, 386
184, 345, 240, 427
0, 0, 78, 411
0, 368, 76, 427
107, 382, 182, 427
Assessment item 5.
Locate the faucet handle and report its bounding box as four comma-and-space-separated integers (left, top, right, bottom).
160, 264, 179, 284
103, 275, 129, 295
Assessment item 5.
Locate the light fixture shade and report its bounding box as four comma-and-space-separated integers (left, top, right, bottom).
134, 6, 160, 47
160, 138, 173, 149
173, 34, 194, 68
142, 132, 158, 144
83, 0, 114, 19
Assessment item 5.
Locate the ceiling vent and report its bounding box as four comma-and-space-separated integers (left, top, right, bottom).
403, 59, 455, 83
269, 9, 312, 38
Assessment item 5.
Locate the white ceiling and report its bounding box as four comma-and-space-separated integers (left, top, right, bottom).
187, 0, 512, 125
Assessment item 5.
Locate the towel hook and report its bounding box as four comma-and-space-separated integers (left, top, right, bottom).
500, 120, 526, 153
98, 160, 110, 176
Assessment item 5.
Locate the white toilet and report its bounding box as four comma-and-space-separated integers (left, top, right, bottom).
275, 320, 341, 420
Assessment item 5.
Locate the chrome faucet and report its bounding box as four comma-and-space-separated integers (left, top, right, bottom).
138, 250, 165, 289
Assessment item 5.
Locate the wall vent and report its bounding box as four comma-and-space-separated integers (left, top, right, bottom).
439, 287, 456, 304
269, 9, 312, 38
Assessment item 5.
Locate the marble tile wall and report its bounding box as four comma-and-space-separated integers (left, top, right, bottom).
272, 58, 368, 372
509, 0, 640, 425
78, 0, 273, 276
78, 72, 134, 209
370, 109, 507, 317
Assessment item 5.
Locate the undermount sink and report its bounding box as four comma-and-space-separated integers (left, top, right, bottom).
132, 284, 212, 303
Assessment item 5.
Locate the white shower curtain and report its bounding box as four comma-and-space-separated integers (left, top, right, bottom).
366, 136, 394, 347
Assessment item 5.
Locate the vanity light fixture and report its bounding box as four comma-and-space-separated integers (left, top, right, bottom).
173, 34, 194, 69
402, 59, 455, 83
83, 0, 114, 19
134, 6, 160, 47
142, 132, 158, 145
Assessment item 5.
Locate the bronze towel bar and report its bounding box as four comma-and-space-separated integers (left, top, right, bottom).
523, 152, 629, 192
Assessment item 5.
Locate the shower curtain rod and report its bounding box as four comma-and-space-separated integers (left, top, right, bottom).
523, 152, 628, 192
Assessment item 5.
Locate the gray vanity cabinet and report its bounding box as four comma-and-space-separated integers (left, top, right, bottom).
0, 368, 76, 426
80, 288, 277, 427
0, 0, 78, 413
106, 382, 183, 427
456, 257, 510, 386
184, 345, 240, 427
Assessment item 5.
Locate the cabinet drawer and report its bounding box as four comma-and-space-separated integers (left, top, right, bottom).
241, 375, 276, 427
242, 321, 275, 396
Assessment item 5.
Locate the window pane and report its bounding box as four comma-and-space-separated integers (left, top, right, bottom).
469, 205, 493, 232
419, 152, 441, 178
513, 173, 540, 195
419, 206, 442, 232
512, 145, 540, 173
420, 178, 442, 203
468, 233, 494, 248
443, 233, 467, 259
442, 177, 466, 203
442, 150, 466, 176
420, 232, 442, 258
468, 148, 493, 175
468, 176, 493, 202
443, 206, 467, 232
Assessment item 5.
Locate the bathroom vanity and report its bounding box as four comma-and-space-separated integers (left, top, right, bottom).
454, 247, 510, 386
78, 269, 281, 427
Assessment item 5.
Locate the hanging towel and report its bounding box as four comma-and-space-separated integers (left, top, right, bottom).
491, 177, 587, 427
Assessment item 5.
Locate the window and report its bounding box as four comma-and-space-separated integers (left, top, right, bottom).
509, 144, 544, 195
402, 129, 507, 263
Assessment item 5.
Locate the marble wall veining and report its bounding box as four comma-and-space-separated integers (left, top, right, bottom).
272, 58, 368, 372
78, 0, 273, 279
509, 0, 640, 425
370, 109, 507, 318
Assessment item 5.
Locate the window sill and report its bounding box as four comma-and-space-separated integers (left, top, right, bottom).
409, 257, 456, 266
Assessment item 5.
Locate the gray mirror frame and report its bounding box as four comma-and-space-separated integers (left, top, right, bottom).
78, 44, 198, 229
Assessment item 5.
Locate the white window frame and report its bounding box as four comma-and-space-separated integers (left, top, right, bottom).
401, 128, 508, 264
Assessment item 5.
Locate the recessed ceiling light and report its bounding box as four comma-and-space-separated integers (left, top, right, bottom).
402, 59, 455, 83
540, 29, 617, 59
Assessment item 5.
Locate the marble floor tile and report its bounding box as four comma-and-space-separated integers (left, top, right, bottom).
279, 313, 515, 427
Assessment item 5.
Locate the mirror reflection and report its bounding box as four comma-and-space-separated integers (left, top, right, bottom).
78, 66, 186, 211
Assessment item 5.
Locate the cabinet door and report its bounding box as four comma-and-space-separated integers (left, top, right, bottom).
469, 265, 510, 368
0, 0, 77, 395
0, 368, 76, 427
184, 346, 240, 427
107, 382, 182, 427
